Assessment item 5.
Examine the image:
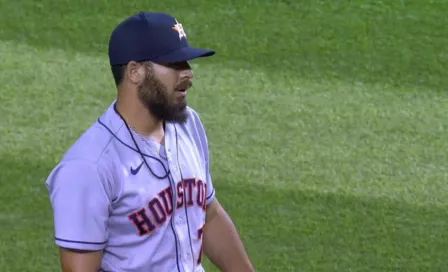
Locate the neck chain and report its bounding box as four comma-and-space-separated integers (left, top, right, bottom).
129, 127, 165, 158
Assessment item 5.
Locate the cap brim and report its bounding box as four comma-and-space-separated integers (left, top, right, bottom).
153, 47, 215, 63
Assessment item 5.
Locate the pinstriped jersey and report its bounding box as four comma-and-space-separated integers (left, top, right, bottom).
45, 101, 215, 272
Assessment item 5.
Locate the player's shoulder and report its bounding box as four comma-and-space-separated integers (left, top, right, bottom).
61, 121, 114, 165
177, 106, 209, 142
49, 121, 116, 184
48, 103, 125, 188
45, 104, 123, 199
186, 106, 201, 118
60, 103, 123, 165
183, 106, 207, 133
172, 106, 210, 153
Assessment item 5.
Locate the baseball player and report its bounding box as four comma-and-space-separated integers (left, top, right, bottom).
45, 11, 254, 272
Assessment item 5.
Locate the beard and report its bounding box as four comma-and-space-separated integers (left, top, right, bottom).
137, 65, 188, 123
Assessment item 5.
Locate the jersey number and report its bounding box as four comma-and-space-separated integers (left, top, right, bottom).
197, 225, 204, 265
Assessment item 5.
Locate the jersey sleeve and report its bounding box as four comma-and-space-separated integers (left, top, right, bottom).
45, 159, 111, 251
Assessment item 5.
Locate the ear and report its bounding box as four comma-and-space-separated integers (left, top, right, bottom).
125, 61, 145, 85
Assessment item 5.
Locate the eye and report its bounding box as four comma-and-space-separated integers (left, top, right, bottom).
167, 61, 191, 70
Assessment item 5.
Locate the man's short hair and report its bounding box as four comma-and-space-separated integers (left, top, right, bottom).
110, 61, 153, 87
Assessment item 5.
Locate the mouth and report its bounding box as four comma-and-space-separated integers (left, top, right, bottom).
176, 89, 187, 96
176, 82, 192, 97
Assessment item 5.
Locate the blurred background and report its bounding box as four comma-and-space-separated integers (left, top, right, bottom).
1, 0, 447, 271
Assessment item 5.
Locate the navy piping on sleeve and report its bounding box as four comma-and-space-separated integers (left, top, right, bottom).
206, 188, 215, 200
55, 237, 107, 245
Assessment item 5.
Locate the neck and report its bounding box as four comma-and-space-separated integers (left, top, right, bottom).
115, 93, 165, 143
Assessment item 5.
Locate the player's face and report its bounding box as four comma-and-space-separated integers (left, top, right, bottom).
137, 61, 193, 123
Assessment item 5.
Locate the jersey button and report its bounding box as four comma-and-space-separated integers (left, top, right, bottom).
177, 217, 184, 225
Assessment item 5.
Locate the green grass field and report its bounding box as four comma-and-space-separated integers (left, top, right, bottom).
1, 0, 448, 271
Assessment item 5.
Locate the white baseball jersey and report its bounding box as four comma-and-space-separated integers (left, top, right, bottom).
45, 101, 215, 272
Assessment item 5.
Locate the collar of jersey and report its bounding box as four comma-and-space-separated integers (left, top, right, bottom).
96, 100, 172, 159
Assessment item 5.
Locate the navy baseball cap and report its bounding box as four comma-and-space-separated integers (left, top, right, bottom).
108, 11, 215, 66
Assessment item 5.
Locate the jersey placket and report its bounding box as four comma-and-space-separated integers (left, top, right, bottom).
166, 133, 194, 272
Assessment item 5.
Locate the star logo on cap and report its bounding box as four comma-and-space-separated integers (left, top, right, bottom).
172, 19, 187, 40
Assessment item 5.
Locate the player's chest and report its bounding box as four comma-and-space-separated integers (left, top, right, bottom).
112, 136, 207, 221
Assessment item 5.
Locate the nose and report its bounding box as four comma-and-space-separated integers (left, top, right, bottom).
182, 68, 193, 79
179, 65, 193, 80
176, 61, 193, 80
